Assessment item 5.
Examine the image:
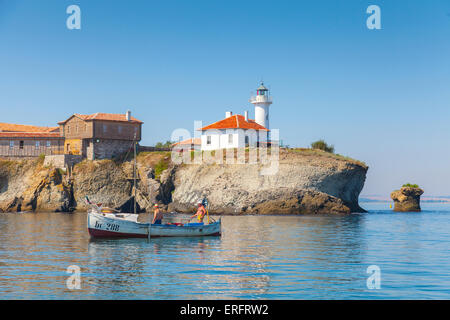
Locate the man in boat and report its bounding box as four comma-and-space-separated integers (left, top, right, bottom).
152, 204, 164, 224
190, 201, 207, 223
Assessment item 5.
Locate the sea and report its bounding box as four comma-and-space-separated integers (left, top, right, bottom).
0, 202, 449, 299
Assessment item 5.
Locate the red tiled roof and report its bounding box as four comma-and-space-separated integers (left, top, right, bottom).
199, 114, 269, 131
171, 138, 201, 147
58, 113, 143, 124
0, 123, 59, 133
0, 132, 62, 138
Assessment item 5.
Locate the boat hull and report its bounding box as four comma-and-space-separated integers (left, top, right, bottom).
87, 211, 221, 238
149, 222, 221, 237
87, 211, 149, 238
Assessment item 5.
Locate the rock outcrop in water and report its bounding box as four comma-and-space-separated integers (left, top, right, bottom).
0, 150, 368, 215
390, 187, 424, 212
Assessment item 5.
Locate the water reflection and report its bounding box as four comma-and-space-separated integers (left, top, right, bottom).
0, 206, 449, 299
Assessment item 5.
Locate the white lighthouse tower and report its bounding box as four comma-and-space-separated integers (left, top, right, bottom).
250, 82, 272, 132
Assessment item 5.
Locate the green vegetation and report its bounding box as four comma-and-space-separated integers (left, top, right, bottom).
154, 158, 170, 181
311, 140, 334, 153
402, 183, 419, 188
286, 148, 367, 167
155, 141, 173, 148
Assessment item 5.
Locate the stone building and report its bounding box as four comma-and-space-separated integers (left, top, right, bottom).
57, 111, 143, 160
0, 123, 63, 158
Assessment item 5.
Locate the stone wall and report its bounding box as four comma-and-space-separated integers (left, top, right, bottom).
44, 155, 83, 168
91, 139, 134, 160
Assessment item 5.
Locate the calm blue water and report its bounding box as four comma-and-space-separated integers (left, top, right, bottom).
0, 203, 449, 299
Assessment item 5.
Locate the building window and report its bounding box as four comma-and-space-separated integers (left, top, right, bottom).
103, 124, 107, 133
206, 136, 211, 145
67, 126, 70, 133
9, 141, 14, 148
118, 125, 122, 134
19, 141, 24, 149
35, 141, 40, 149
228, 134, 233, 144
245, 136, 249, 146
46, 141, 51, 148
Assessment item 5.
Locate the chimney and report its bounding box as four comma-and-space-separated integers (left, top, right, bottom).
126, 110, 131, 121
244, 111, 249, 122
225, 111, 233, 118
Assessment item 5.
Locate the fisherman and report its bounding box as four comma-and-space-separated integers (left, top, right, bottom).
152, 204, 164, 224
190, 201, 207, 223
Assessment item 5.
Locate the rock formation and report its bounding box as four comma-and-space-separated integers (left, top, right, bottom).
168, 150, 367, 214
390, 187, 424, 212
0, 150, 368, 215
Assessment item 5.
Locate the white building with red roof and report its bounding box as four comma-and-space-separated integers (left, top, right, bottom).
199, 83, 272, 151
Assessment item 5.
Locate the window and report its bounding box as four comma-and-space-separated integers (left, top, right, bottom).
67, 126, 70, 133
46, 141, 51, 148
245, 136, 249, 145
118, 125, 122, 134
228, 134, 233, 144
103, 124, 107, 133
9, 141, 14, 148
206, 136, 211, 145
35, 141, 40, 149
19, 141, 24, 149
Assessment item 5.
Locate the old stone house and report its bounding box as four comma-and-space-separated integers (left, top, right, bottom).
57, 111, 143, 160
0, 123, 63, 158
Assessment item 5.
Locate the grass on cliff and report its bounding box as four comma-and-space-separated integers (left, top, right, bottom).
137, 151, 171, 181
402, 183, 419, 188
286, 148, 367, 167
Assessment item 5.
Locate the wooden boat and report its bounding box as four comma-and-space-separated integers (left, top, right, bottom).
149, 220, 221, 237
86, 135, 221, 238
87, 208, 221, 238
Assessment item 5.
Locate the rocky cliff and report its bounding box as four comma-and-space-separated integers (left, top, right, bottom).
169, 150, 367, 214
0, 150, 368, 215
391, 187, 424, 212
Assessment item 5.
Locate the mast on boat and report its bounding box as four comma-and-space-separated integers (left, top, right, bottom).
133, 133, 137, 215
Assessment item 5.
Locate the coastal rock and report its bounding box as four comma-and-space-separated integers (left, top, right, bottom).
168, 150, 367, 215
390, 187, 424, 212
169, 189, 350, 215
72, 160, 132, 211
0, 150, 368, 215
0, 160, 73, 212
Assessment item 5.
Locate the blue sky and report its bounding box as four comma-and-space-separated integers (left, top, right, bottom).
1, 0, 449, 196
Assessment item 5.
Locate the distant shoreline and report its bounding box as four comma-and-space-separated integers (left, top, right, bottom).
360, 196, 450, 203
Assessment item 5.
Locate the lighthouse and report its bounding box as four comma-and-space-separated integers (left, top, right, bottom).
250, 82, 272, 131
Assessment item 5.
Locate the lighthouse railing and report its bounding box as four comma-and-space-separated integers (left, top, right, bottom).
249, 96, 272, 103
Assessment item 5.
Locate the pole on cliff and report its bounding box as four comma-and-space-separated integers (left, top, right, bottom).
134, 133, 137, 215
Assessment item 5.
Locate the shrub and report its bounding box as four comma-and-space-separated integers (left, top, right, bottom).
311, 140, 334, 153
402, 183, 419, 188
155, 141, 173, 148
154, 158, 169, 181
